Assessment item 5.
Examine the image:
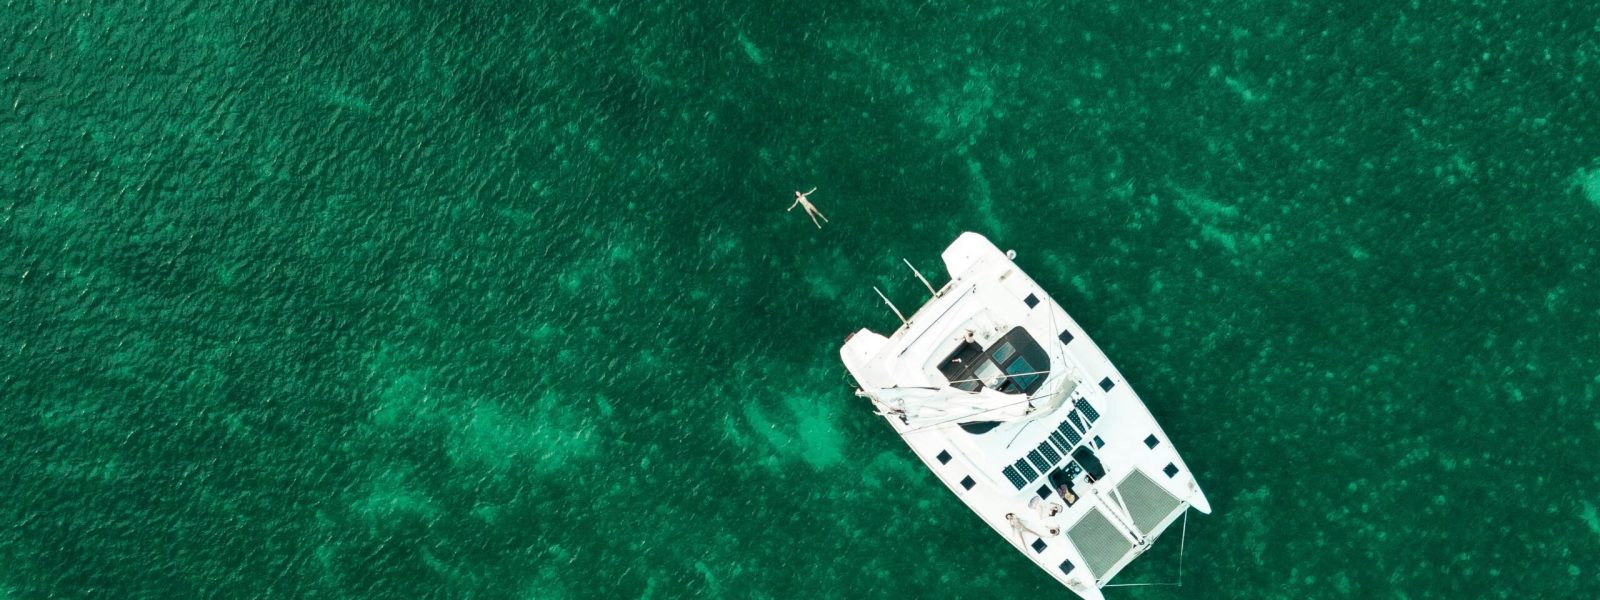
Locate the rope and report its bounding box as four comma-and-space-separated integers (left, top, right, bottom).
1179, 506, 1188, 584
942, 368, 1051, 386
1100, 508, 1190, 588
883, 294, 1090, 432
897, 380, 1079, 434
890, 292, 1076, 433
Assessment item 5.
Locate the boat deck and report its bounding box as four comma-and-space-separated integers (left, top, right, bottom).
840, 233, 1209, 598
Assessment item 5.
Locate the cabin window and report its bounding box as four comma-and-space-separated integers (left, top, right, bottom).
940, 327, 1051, 398
1005, 357, 1041, 390
990, 341, 1016, 364
974, 359, 1006, 388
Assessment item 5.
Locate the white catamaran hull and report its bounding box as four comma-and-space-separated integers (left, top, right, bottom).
840, 233, 1210, 598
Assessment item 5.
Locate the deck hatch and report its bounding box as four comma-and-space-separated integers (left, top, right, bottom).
1067, 508, 1134, 580
1099, 377, 1115, 392
1116, 469, 1184, 536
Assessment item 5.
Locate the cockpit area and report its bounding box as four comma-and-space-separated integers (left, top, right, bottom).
936, 327, 1051, 396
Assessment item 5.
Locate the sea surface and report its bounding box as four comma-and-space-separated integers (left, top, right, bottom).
4, 1, 1599, 598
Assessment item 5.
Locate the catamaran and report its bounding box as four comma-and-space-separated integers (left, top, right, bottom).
839, 232, 1210, 598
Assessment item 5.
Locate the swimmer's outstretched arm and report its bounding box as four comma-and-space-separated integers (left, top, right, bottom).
803, 187, 817, 195
788, 199, 801, 211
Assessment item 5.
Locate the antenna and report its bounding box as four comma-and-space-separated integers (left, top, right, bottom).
872, 286, 909, 327
902, 258, 939, 297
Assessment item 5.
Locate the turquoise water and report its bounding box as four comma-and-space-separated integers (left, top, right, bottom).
4, 1, 1599, 598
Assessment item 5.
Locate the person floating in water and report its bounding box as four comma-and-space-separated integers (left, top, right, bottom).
788, 187, 828, 228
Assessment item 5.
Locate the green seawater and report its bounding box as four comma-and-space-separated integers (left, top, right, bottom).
4, 2, 1599, 598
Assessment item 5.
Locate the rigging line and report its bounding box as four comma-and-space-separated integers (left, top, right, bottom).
897, 395, 1034, 434
1088, 487, 1142, 551
1044, 293, 1112, 425
1043, 295, 1085, 398
1178, 507, 1189, 586
897, 383, 1080, 434
1039, 296, 1076, 395
1045, 293, 1064, 364
1100, 508, 1191, 589
942, 368, 1051, 386
1004, 421, 1033, 448
1027, 295, 1083, 408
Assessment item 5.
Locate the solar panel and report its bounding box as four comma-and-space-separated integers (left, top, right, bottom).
1069, 411, 1086, 432
1002, 465, 1027, 489
1014, 457, 1038, 481
1075, 398, 1100, 422
1049, 430, 1071, 453
1039, 441, 1061, 464
1068, 429, 1083, 445
1050, 438, 1071, 456
1027, 449, 1049, 472
1058, 420, 1082, 445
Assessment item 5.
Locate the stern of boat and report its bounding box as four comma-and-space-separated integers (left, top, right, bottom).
840, 328, 890, 389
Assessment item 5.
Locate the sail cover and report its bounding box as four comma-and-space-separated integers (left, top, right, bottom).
873, 385, 1034, 426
